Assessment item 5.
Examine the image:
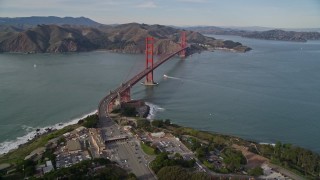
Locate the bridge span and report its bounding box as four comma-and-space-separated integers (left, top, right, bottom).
98, 32, 188, 116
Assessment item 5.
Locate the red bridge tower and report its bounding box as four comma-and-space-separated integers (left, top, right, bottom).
144, 37, 157, 85
180, 31, 187, 58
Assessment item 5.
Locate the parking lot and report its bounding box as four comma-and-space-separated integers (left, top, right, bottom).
56, 151, 91, 169
151, 136, 193, 157
98, 113, 155, 179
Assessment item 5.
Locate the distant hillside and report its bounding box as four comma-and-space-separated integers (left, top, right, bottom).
0, 23, 251, 54
187, 26, 320, 42
0, 25, 100, 53
243, 29, 320, 42
0, 16, 101, 27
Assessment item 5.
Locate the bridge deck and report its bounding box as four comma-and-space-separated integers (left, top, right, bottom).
98, 47, 186, 116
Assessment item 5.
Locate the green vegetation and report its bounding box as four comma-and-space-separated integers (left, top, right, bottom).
151, 120, 164, 128
182, 137, 201, 151
222, 148, 246, 172
18, 160, 36, 177
157, 166, 210, 180
112, 107, 138, 117
187, 136, 246, 173
0, 125, 78, 164
136, 119, 154, 132
136, 119, 319, 178
79, 114, 99, 128
140, 142, 156, 155
248, 166, 264, 176
42, 148, 56, 165
2, 158, 135, 179
41, 158, 136, 180
223, 40, 241, 49
203, 160, 214, 169
259, 142, 320, 178
151, 119, 170, 128
168, 125, 233, 150
136, 119, 175, 132
150, 152, 195, 173
136, 119, 248, 174
122, 107, 138, 117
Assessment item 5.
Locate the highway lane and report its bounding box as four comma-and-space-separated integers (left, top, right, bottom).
115, 141, 153, 179
98, 101, 155, 179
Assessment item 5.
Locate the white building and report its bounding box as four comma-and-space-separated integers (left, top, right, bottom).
43, 160, 54, 174
151, 132, 165, 138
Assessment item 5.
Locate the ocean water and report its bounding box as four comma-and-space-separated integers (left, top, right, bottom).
0, 35, 320, 154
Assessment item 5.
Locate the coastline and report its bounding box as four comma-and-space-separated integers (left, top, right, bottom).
0, 101, 305, 156
0, 101, 161, 155
0, 110, 97, 155
0, 102, 318, 179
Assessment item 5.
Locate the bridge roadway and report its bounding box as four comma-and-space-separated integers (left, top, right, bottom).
97, 48, 186, 179
98, 47, 187, 113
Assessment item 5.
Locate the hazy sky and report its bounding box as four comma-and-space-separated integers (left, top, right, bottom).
0, 0, 319, 28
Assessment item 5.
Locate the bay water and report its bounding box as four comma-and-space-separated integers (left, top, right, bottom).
0, 35, 319, 153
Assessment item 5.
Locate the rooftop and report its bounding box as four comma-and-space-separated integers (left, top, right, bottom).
66, 140, 81, 152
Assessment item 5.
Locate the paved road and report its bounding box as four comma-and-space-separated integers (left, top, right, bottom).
98, 102, 155, 179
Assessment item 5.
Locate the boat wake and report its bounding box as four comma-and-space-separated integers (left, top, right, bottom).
0, 110, 97, 155
163, 74, 181, 80
145, 102, 165, 120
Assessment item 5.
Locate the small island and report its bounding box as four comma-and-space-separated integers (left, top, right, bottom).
0, 100, 319, 180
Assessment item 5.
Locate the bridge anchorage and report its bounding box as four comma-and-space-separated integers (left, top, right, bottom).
101, 31, 188, 113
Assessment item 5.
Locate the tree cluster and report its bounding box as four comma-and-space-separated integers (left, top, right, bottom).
151, 119, 171, 128
157, 166, 210, 180
150, 152, 195, 173
137, 119, 151, 129
248, 166, 264, 176
121, 106, 138, 117
79, 114, 99, 128
222, 148, 246, 172
42, 158, 136, 180
259, 142, 320, 178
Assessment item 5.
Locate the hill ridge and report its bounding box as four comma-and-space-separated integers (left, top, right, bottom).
0, 23, 251, 54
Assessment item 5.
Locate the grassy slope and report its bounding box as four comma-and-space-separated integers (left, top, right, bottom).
140, 142, 156, 155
